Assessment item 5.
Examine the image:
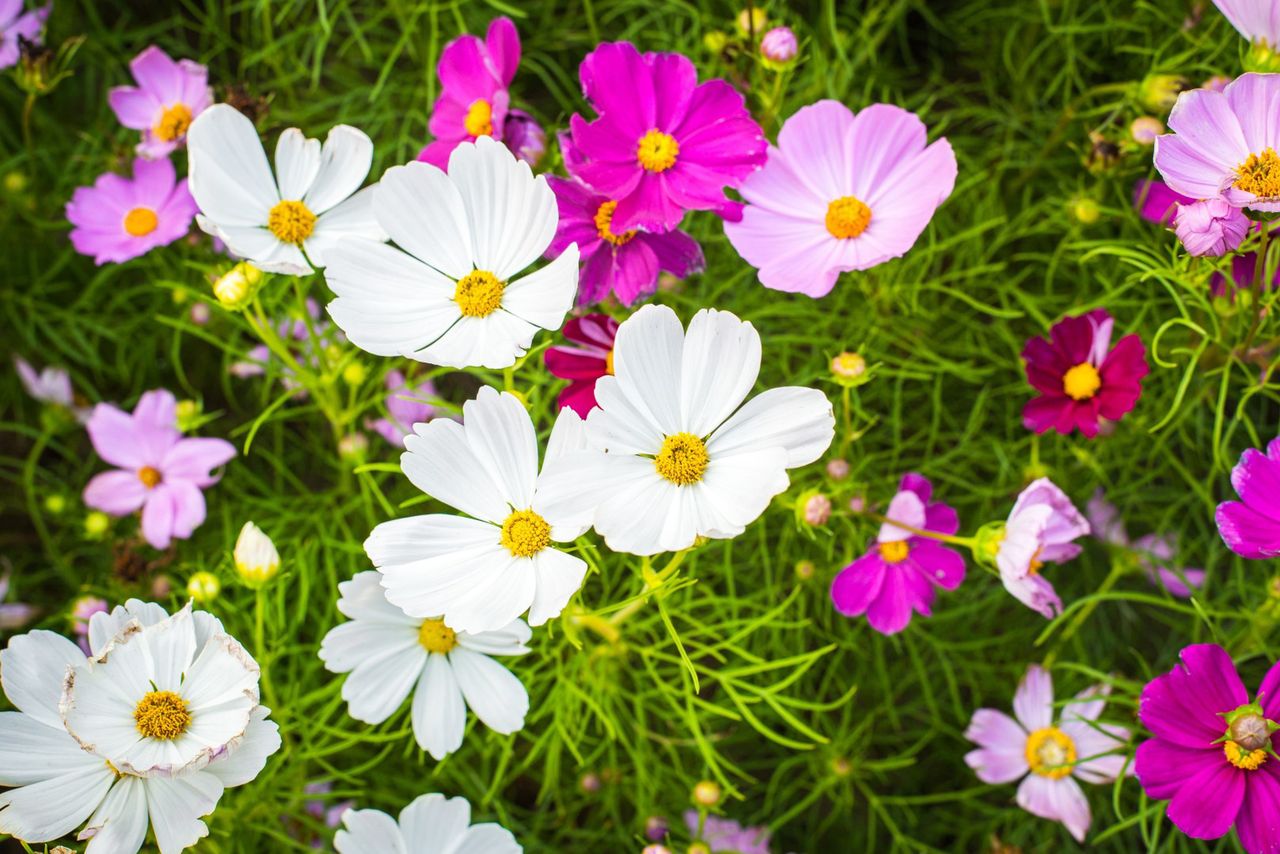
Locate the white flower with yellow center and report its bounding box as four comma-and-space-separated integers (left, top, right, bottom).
537, 304, 836, 555
319, 571, 532, 760
335, 792, 520, 854
366, 386, 591, 634
0, 601, 280, 854
186, 104, 386, 276
324, 135, 579, 370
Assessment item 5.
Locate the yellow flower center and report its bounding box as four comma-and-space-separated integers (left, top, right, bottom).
825, 196, 872, 239
654, 432, 709, 486
417, 618, 458, 654
1224, 740, 1268, 770
1062, 363, 1101, 401
123, 207, 159, 237
137, 465, 162, 489
636, 129, 679, 172
1025, 727, 1076, 779
500, 509, 552, 558
152, 103, 194, 142
267, 199, 317, 244
594, 200, 636, 246
605, 349, 615, 375
464, 99, 493, 137
454, 269, 505, 318
133, 690, 191, 740
1235, 148, 1280, 200
879, 540, 910, 563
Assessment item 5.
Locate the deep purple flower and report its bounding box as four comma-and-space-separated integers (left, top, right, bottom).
995, 478, 1090, 619
1086, 489, 1205, 597
544, 313, 618, 416
66, 157, 197, 265
1216, 436, 1280, 558
108, 45, 213, 158
568, 41, 767, 233
367, 369, 439, 447
0, 0, 48, 69
1134, 644, 1280, 853
82, 389, 235, 549
683, 810, 770, 854
503, 109, 546, 166
830, 473, 965, 634
1175, 198, 1250, 256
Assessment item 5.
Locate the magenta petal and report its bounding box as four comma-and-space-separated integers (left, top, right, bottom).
556, 381, 600, 418
1216, 500, 1280, 559
579, 42, 657, 136
1139, 644, 1246, 749
830, 553, 886, 617
610, 172, 686, 234
1236, 762, 1280, 854
83, 469, 149, 516
1133, 179, 1192, 225
437, 34, 502, 106
484, 17, 521, 86
610, 239, 661, 305
1134, 739, 1221, 800
865, 566, 913, 634
911, 540, 965, 590
1258, 659, 1280, 720
1167, 757, 1245, 840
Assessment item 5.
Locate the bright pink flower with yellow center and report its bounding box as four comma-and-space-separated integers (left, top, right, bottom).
544, 314, 619, 417
108, 45, 213, 158
65, 157, 197, 265
82, 389, 235, 549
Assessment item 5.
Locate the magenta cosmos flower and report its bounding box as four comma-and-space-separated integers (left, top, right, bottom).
995, 478, 1089, 619
108, 45, 213, 158
417, 17, 529, 169
1155, 73, 1280, 212
367, 369, 440, 447
568, 41, 767, 233
1086, 490, 1205, 597
965, 665, 1130, 843
547, 169, 704, 306
0, 0, 48, 69
724, 100, 957, 298
683, 810, 770, 854
1216, 436, 1280, 558
1021, 309, 1148, 438
66, 156, 197, 265
82, 389, 235, 549
830, 473, 965, 634
544, 313, 618, 417
1134, 644, 1280, 853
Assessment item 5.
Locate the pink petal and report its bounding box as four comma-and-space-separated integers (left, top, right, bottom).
1016, 774, 1091, 843
86, 403, 149, 468
161, 437, 236, 486
141, 486, 177, 549
165, 480, 207, 539
130, 46, 186, 105
83, 469, 149, 516
108, 86, 160, 130
1013, 665, 1054, 732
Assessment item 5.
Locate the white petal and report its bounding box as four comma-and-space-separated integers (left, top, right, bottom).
462, 387, 539, 510
202, 706, 280, 787
401, 419, 515, 524
706, 386, 834, 468
1, 629, 84, 727
367, 514, 502, 566
180, 631, 259, 712
535, 451, 651, 534
412, 653, 466, 760
448, 136, 559, 279
456, 619, 533, 657
0, 710, 104, 786
500, 244, 579, 330
611, 304, 686, 436
449, 647, 528, 735
452, 824, 521, 854
397, 793, 470, 853
320, 619, 419, 673
187, 104, 278, 228
305, 187, 387, 267
696, 447, 790, 534
375, 161, 474, 279
80, 776, 148, 854
340, 645, 425, 724
526, 549, 588, 626
586, 377, 665, 455
274, 128, 322, 201
304, 124, 374, 213
89, 601, 168, 656
205, 220, 312, 275
333, 570, 422, 626
380, 545, 534, 634
0, 763, 115, 844
592, 471, 690, 556
144, 605, 199, 692
680, 308, 761, 436
423, 312, 541, 371
542, 405, 590, 470
335, 807, 409, 854
143, 772, 222, 854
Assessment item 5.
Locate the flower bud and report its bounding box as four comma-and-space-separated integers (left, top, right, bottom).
760, 26, 798, 66
1068, 195, 1101, 225
338, 432, 369, 461
830, 756, 853, 777
235, 521, 280, 587
4, 170, 28, 194
1245, 41, 1280, 73
803, 492, 832, 526
826, 458, 850, 480
342, 361, 368, 386
642, 846, 673, 854
848, 494, 866, 513
175, 399, 201, 432
44, 493, 67, 515
84, 511, 110, 538
644, 815, 669, 842
1174, 198, 1248, 257
1202, 74, 1231, 93
735, 7, 767, 35
794, 559, 816, 581
1129, 116, 1163, 145
1138, 73, 1188, 113
691, 779, 721, 807
830, 351, 869, 385
151, 574, 172, 598
212, 262, 263, 310
579, 772, 602, 793
703, 30, 729, 53
187, 570, 221, 603
190, 302, 211, 326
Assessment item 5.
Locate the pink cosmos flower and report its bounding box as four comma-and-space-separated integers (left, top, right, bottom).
1021, 309, 1148, 438
0, 0, 48, 69
1175, 197, 1250, 256
683, 811, 770, 854
1211, 0, 1280, 47
69, 594, 108, 653
108, 45, 213, 158
1154, 73, 1280, 212
1216, 436, 1280, 558
547, 168, 704, 306
568, 41, 767, 233
1086, 489, 1205, 597
1134, 644, 1280, 854
82, 389, 235, 549
14, 356, 90, 422
417, 17, 524, 169
0, 571, 37, 631
724, 100, 956, 298
965, 665, 1130, 843
760, 27, 798, 63
830, 473, 965, 635
544, 313, 618, 417
995, 478, 1089, 619
66, 157, 197, 265
367, 369, 439, 447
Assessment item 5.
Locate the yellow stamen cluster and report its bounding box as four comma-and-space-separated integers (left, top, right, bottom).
133, 690, 191, 740
636, 129, 679, 172
605, 349, 616, 375
825, 196, 872, 239
454, 270, 505, 318
267, 200, 316, 244
1062, 363, 1101, 401
1025, 727, 1076, 779
654, 432, 709, 485
1224, 740, 1268, 770
1235, 148, 1280, 199
152, 103, 194, 142
500, 509, 552, 558
879, 540, 910, 564
137, 465, 162, 488
594, 200, 637, 246
123, 207, 159, 237
418, 618, 458, 654
465, 99, 494, 137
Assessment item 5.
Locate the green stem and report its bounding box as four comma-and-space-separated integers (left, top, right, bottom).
856, 512, 977, 549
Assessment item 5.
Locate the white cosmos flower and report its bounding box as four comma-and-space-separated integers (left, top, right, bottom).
335, 792, 520, 854
324, 135, 579, 370
537, 305, 836, 556
319, 572, 531, 760
367, 386, 591, 634
0, 601, 280, 854
187, 103, 385, 276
